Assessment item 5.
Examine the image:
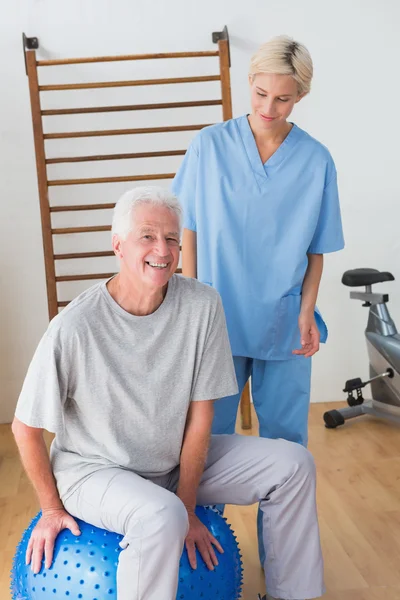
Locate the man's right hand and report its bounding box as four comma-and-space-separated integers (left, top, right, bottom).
26, 508, 81, 574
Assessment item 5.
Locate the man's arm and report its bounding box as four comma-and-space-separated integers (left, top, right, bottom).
177, 399, 213, 511
176, 400, 223, 570
12, 417, 80, 573
181, 228, 197, 278
12, 418, 62, 511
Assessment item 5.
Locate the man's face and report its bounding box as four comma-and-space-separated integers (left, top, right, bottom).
113, 203, 180, 290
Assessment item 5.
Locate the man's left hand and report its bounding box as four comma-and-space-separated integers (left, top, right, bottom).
185, 511, 224, 570
293, 313, 320, 358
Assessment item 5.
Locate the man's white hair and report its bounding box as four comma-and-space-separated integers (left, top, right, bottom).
111, 186, 182, 240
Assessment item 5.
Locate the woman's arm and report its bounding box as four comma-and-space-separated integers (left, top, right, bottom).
301, 253, 323, 314
293, 253, 324, 357
181, 228, 197, 278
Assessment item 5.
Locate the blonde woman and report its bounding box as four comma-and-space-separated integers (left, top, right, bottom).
173, 35, 344, 449
173, 38, 343, 583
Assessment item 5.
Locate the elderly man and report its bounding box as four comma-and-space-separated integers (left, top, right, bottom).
12, 186, 324, 600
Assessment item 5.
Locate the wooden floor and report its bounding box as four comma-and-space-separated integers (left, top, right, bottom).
2, 403, 400, 599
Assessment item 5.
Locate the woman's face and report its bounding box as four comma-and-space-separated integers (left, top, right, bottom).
249, 73, 305, 131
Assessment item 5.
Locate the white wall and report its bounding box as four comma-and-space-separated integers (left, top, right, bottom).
1, 0, 400, 422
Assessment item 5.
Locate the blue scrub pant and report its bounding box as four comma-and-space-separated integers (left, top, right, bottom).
211, 356, 312, 565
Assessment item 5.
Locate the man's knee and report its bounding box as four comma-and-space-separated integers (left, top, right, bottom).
277, 440, 316, 483
125, 494, 189, 542
161, 495, 189, 539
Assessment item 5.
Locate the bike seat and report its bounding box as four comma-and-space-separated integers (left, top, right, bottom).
342, 268, 395, 287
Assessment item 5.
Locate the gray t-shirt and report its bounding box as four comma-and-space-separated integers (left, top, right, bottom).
15, 275, 238, 501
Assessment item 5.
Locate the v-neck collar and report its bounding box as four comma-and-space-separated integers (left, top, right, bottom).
236, 115, 301, 180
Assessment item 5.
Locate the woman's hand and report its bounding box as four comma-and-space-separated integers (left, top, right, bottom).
26, 508, 81, 574
293, 312, 320, 358
185, 511, 224, 570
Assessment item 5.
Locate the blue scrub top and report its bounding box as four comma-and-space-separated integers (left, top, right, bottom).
172, 115, 344, 360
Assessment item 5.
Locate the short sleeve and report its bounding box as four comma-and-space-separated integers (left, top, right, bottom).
14, 328, 68, 433
191, 295, 238, 401
308, 171, 345, 254
171, 142, 199, 232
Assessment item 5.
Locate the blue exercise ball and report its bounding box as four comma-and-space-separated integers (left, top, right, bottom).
11, 506, 243, 600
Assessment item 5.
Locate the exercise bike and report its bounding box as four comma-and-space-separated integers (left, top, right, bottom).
323, 268, 400, 429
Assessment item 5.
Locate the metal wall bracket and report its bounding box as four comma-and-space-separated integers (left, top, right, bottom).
212, 26, 231, 67
22, 32, 39, 74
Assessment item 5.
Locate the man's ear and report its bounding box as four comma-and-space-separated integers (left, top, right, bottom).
112, 235, 123, 259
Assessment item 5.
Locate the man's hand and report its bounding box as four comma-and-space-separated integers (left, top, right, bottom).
185, 511, 223, 570
293, 313, 320, 358
26, 508, 81, 574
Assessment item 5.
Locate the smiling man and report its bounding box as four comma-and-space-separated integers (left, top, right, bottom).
12, 186, 325, 600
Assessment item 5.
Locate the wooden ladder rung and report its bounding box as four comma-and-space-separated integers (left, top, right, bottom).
42, 100, 222, 116
43, 124, 212, 140
48, 173, 175, 186
47, 173, 175, 187
38, 51, 219, 67
46, 150, 186, 164
56, 273, 116, 282
51, 204, 115, 212
52, 226, 111, 234
39, 75, 220, 92
54, 251, 115, 260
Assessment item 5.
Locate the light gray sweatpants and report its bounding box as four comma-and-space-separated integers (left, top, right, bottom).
63, 434, 324, 600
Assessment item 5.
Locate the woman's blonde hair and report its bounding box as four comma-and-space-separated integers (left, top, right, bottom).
249, 35, 313, 95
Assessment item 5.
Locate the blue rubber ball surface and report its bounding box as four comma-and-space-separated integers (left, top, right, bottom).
11, 506, 243, 600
